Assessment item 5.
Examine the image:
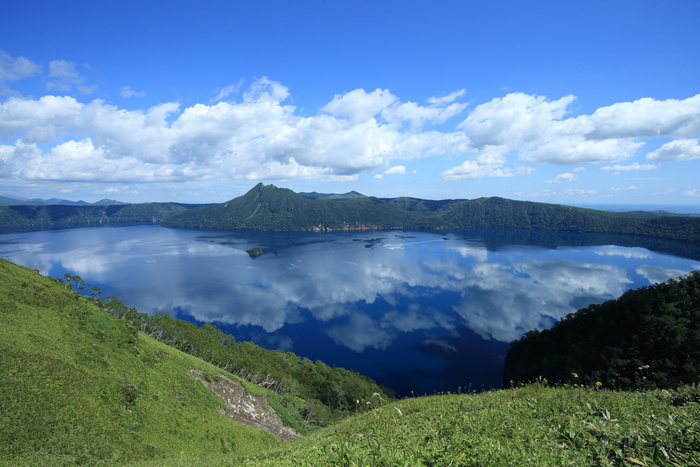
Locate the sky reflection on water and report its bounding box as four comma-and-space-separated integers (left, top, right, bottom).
1, 225, 698, 395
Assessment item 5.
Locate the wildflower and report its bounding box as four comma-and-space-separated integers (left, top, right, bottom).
595, 381, 603, 389
571, 372, 579, 379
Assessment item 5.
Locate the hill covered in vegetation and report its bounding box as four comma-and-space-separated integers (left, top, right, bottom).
0, 259, 389, 465
504, 271, 700, 390
3, 183, 700, 244
162, 183, 700, 243
0, 202, 198, 230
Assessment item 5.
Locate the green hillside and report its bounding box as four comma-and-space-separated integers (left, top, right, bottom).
0, 259, 386, 465
243, 384, 699, 466
504, 271, 700, 390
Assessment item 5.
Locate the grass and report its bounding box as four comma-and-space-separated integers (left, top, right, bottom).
238, 384, 700, 466
0, 259, 291, 465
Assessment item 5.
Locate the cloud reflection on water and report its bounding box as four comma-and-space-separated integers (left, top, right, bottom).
1, 226, 697, 352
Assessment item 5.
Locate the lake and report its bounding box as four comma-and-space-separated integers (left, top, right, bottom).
1, 225, 698, 396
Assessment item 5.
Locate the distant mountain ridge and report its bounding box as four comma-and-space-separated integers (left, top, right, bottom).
3, 183, 700, 244
161, 183, 700, 243
0, 194, 127, 206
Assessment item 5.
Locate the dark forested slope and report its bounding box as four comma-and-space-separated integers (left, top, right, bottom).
503, 271, 700, 389
0, 202, 195, 229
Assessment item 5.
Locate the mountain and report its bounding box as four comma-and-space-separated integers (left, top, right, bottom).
298, 190, 366, 200
162, 183, 440, 231
0, 203, 197, 229
163, 183, 700, 243
0, 195, 128, 206
3, 183, 700, 244
503, 271, 700, 389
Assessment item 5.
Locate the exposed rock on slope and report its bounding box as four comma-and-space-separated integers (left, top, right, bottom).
190, 369, 300, 442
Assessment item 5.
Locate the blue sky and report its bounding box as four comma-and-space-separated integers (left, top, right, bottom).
1, 0, 699, 206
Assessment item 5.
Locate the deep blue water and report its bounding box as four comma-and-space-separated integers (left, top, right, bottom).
1, 225, 698, 396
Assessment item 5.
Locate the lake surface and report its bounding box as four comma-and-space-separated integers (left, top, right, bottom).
1, 225, 699, 396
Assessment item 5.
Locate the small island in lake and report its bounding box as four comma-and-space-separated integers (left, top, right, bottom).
248, 247, 263, 257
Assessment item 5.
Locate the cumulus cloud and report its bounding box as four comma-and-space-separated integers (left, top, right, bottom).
684, 189, 698, 197
384, 165, 406, 175
545, 172, 577, 183
440, 160, 516, 180
440, 92, 700, 176
2, 77, 700, 188
646, 139, 700, 161
323, 88, 397, 123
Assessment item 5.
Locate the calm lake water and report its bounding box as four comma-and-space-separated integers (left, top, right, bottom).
1, 225, 699, 396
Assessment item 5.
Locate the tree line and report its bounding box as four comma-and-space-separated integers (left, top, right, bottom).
503, 271, 700, 390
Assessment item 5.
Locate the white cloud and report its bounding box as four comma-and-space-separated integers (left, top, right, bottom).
120, 86, 146, 98
646, 139, 700, 161
611, 186, 638, 191
0, 79, 476, 184
2, 78, 700, 188
0, 50, 41, 82
568, 95, 700, 139
384, 165, 406, 175
427, 89, 466, 106
213, 81, 242, 102
47, 60, 94, 94
440, 160, 515, 180
442, 92, 700, 175
242, 76, 290, 103
516, 188, 597, 199
520, 136, 643, 164
323, 88, 397, 123
684, 189, 698, 197
382, 100, 467, 127
459, 92, 575, 149
600, 162, 658, 172
545, 172, 577, 183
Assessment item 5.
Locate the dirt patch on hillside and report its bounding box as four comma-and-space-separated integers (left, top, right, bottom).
189, 369, 300, 442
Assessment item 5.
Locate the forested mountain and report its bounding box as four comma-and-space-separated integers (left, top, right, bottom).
0, 202, 197, 229
163, 183, 700, 243
0, 195, 127, 206
3, 183, 700, 244
162, 183, 441, 231
503, 271, 700, 389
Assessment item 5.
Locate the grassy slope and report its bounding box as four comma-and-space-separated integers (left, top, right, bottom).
242, 385, 700, 466
0, 259, 286, 465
